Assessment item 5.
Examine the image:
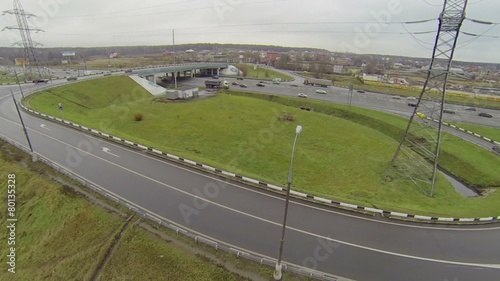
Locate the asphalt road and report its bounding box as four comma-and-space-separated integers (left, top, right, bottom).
1, 77, 499, 281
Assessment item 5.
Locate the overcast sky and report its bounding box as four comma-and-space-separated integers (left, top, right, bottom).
1, 0, 499, 63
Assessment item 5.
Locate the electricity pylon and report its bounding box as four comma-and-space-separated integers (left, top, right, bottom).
390, 0, 468, 197
2, 0, 47, 79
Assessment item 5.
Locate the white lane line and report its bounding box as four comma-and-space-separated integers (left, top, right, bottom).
1, 113, 500, 232
22, 128, 500, 269
102, 147, 120, 157
40, 124, 50, 130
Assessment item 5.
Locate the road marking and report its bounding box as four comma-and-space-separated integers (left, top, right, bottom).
16, 127, 500, 269
40, 124, 50, 130
102, 147, 119, 157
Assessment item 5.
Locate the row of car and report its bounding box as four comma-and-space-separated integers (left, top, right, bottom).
408, 103, 493, 118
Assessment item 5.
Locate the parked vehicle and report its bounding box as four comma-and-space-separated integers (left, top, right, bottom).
443, 109, 455, 114
479, 112, 493, 118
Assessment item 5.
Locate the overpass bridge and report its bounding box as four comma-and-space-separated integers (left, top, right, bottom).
131, 63, 229, 80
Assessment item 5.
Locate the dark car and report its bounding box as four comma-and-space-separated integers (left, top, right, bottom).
357, 90, 365, 93
125, 69, 133, 73
479, 112, 493, 118
236, 77, 244, 80
67, 77, 78, 81
256, 83, 265, 87
231, 81, 239, 85
212, 75, 219, 79
443, 109, 455, 114
239, 84, 248, 88
408, 102, 417, 107
493, 145, 500, 155
33, 79, 48, 84
464, 107, 476, 111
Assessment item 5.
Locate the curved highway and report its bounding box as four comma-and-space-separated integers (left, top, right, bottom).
1, 77, 499, 281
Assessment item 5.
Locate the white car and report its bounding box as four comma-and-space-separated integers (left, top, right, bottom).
315, 89, 327, 94
297, 93, 307, 98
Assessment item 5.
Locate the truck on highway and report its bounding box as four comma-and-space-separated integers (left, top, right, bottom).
205, 80, 229, 89
303, 78, 333, 87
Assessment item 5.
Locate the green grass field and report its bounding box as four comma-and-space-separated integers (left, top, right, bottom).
236, 64, 293, 81
0, 141, 278, 281
25, 76, 500, 217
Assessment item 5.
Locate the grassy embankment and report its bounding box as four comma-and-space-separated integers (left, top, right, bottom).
235, 64, 293, 81
0, 140, 281, 281
25, 76, 500, 217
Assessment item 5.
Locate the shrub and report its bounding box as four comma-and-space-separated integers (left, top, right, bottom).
134, 113, 143, 121
278, 112, 295, 122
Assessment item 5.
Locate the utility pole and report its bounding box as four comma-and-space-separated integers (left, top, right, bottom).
390, 0, 468, 197
173, 29, 177, 89
348, 83, 353, 107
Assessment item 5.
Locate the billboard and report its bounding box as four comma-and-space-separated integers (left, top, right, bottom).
62, 51, 76, 57
15, 58, 29, 65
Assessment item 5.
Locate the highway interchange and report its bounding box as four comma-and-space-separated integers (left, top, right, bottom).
0, 73, 499, 281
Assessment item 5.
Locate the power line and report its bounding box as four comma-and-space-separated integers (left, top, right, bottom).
400, 23, 434, 50
466, 18, 500, 25
458, 24, 499, 48
46, 0, 289, 20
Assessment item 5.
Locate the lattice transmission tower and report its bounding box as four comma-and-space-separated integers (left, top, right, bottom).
390, 0, 468, 197
2, 0, 47, 79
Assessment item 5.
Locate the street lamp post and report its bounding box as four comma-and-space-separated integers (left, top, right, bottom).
13, 67, 26, 99
274, 125, 303, 280
9, 85, 36, 161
